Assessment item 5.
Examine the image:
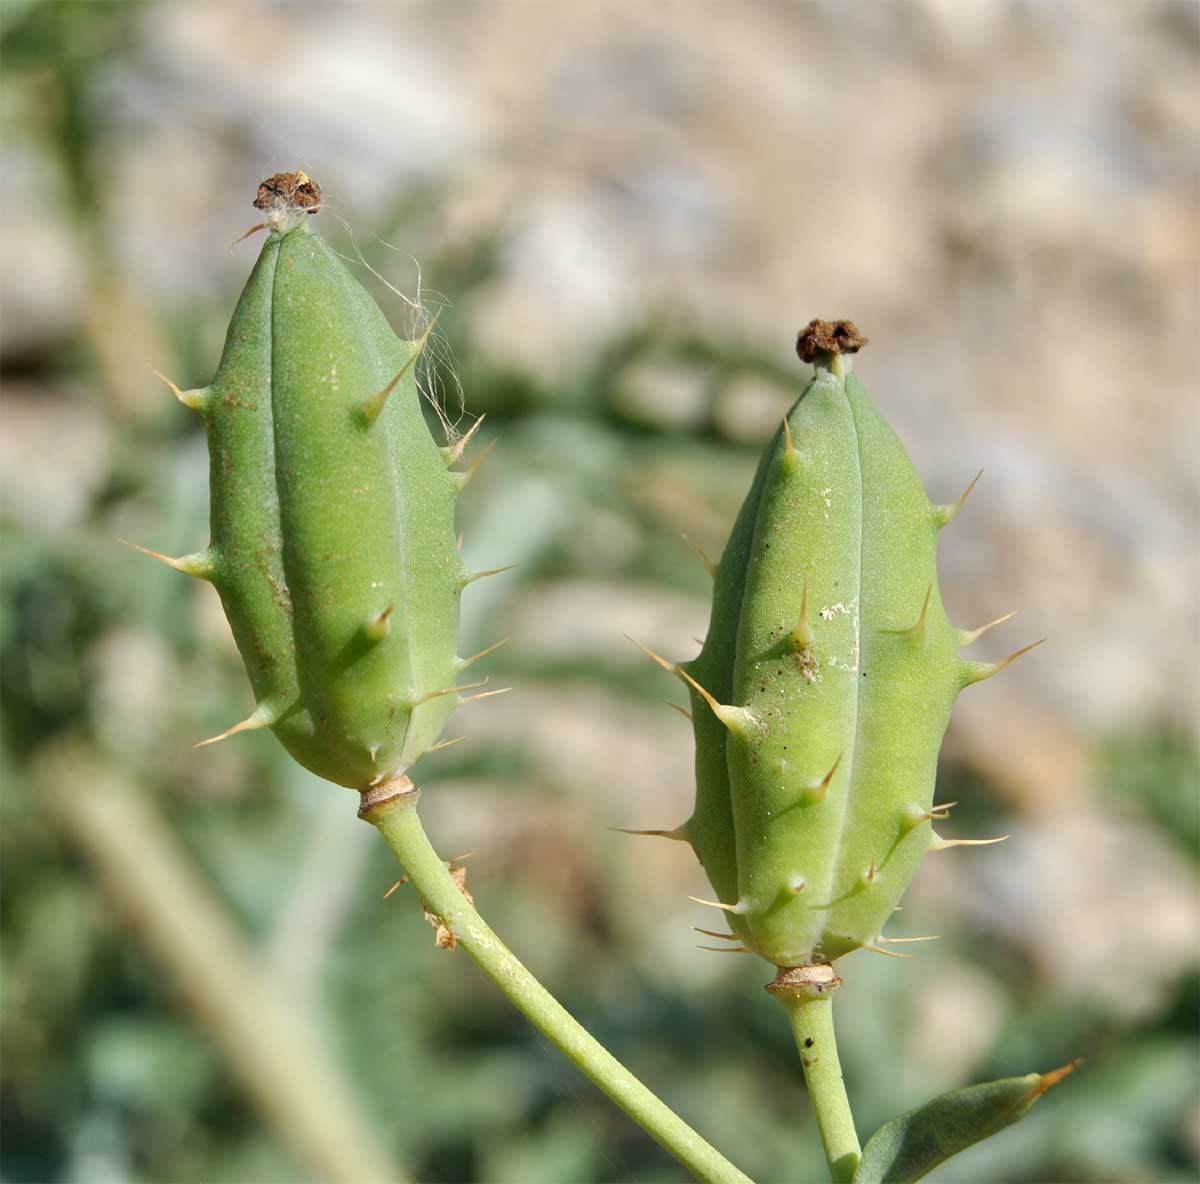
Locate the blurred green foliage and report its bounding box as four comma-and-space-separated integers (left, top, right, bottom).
1103, 731, 1200, 864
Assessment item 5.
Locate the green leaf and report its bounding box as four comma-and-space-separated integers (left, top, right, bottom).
854, 1060, 1081, 1183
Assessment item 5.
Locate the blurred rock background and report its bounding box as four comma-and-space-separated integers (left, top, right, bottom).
2, 2, 1197, 1182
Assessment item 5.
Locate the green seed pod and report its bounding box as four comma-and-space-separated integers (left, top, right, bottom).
638, 321, 1038, 966
136, 173, 501, 789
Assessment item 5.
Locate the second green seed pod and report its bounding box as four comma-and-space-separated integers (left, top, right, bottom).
640, 321, 1036, 966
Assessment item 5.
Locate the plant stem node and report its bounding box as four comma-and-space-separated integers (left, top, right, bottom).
766, 963, 842, 1001
357, 775, 418, 819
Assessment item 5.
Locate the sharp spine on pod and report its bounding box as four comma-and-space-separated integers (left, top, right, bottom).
933, 468, 983, 529
882, 584, 932, 644
781, 415, 800, 469
688, 895, 748, 914
462, 563, 517, 588
444, 414, 485, 468
152, 369, 210, 414
457, 685, 511, 706
902, 801, 957, 829
610, 825, 690, 842
803, 752, 844, 806
410, 679, 486, 709
790, 573, 814, 651
624, 636, 677, 677
664, 700, 693, 722
863, 942, 916, 960
678, 665, 759, 737
194, 698, 288, 748
358, 311, 440, 428
961, 638, 1045, 685
957, 609, 1018, 647
682, 534, 717, 578
364, 605, 394, 643
929, 831, 1009, 851
625, 636, 758, 738
456, 638, 509, 671
121, 539, 216, 581
425, 735, 467, 755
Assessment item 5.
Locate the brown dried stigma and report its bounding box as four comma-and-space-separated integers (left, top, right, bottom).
253, 171, 322, 215
795, 320, 867, 364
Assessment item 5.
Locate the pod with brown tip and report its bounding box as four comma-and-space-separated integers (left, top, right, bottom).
137, 176, 497, 788
646, 321, 1038, 965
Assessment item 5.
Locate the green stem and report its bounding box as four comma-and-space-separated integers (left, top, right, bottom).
359, 778, 752, 1184
768, 966, 860, 1183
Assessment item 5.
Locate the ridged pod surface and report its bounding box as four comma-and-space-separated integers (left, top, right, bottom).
142, 176, 490, 789
656, 322, 1032, 967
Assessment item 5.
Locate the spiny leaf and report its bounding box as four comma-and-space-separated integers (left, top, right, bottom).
853, 1060, 1080, 1183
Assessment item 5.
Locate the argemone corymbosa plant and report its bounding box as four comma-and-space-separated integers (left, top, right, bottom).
134, 175, 1074, 1184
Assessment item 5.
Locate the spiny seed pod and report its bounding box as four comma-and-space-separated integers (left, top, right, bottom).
634, 321, 1038, 967
133, 173, 504, 789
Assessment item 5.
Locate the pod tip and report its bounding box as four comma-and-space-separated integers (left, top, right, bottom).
252, 171, 322, 233
795, 319, 867, 364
